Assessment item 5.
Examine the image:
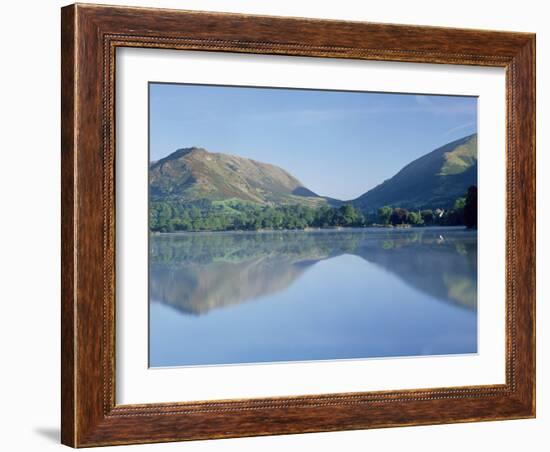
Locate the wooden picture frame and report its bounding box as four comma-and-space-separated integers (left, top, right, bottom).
61, 3, 536, 447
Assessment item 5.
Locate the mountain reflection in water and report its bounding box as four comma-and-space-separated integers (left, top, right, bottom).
149, 227, 477, 315
149, 227, 477, 366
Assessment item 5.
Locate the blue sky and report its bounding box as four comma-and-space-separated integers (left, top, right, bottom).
149, 83, 477, 200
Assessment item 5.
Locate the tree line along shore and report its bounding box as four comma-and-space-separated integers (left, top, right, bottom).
150, 186, 478, 233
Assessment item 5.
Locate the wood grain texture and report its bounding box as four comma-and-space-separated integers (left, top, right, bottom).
61, 3, 536, 447
60, 5, 76, 447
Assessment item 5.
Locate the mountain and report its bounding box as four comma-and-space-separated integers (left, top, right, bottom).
151, 135, 477, 213
150, 147, 337, 207
352, 134, 477, 212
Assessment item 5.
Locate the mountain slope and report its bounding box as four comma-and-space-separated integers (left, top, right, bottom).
352, 134, 477, 211
150, 147, 336, 207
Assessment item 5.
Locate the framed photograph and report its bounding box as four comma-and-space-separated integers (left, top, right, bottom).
61, 3, 536, 447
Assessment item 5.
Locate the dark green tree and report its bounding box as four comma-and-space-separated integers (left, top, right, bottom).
390, 208, 409, 225
420, 209, 435, 225
464, 185, 478, 229
377, 206, 393, 225
338, 204, 362, 226
407, 211, 423, 225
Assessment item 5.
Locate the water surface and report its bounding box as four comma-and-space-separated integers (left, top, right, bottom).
149, 227, 477, 367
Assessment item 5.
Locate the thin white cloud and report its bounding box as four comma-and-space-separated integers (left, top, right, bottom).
443, 121, 477, 136
245, 101, 476, 126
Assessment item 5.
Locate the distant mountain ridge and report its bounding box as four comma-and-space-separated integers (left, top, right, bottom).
351, 134, 477, 211
150, 134, 477, 212
150, 147, 336, 208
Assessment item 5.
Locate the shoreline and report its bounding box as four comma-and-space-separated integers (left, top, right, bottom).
150, 225, 472, 235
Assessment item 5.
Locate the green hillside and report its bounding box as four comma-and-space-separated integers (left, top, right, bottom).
352, 134, 477, 212
150, 147, 334, 208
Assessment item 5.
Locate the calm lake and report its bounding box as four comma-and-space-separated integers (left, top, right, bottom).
149, 227, 477, 367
